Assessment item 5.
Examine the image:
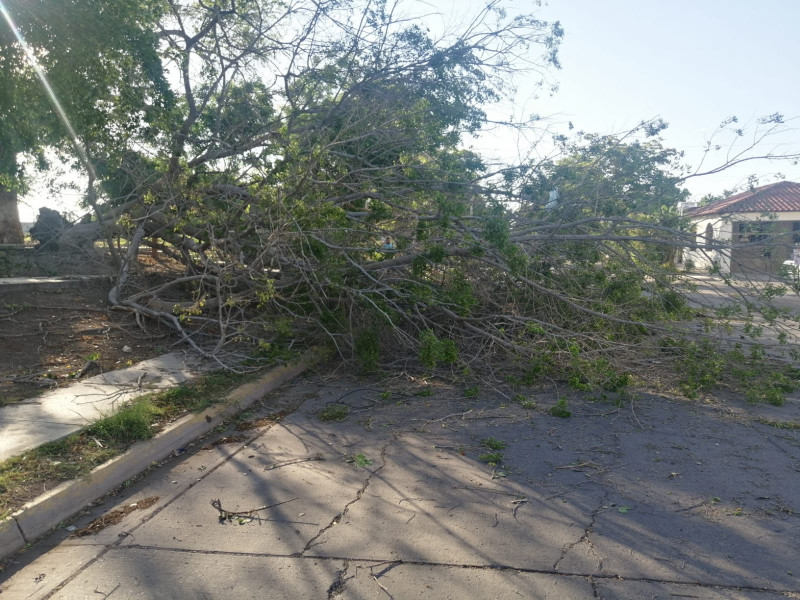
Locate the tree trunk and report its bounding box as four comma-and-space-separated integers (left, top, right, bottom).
0, 187, 24, 245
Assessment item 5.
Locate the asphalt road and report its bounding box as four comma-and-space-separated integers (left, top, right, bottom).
2, 373, 799, 599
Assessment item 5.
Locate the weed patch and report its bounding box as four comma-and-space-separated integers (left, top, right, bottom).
0, 435, 122, 520
567, 356, 631, 394
151, 370, 250, 416
549, 398, 571, 418
87, 400, 161, 444
464, 385, 479, 398
318, 404, 349, 422
479, 452, 503, 466
346, 453, 373, 468
758, 418, 800, 430
481, 437, 507, 451
513, 394, 537, 409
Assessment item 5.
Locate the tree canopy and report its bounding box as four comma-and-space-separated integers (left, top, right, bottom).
0, 0, 170, 242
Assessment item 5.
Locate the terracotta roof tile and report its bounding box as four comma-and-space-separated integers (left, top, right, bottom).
687, 181, 800, 216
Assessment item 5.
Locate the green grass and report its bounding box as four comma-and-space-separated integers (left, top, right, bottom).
0, 369, 253, 520
87, 400, 162, 444
0, 434, 121, 519
318, 404, 349, 422
512, 394, 537, 409
151, 370, 246, 415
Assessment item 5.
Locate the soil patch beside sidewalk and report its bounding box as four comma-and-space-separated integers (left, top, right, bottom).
0, 280, 180, 406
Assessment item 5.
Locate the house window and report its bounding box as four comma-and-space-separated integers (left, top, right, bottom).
737, 222, 773, 243
793, 222, 800, 244
737, 222, 774, 258
704, 223, 713, 249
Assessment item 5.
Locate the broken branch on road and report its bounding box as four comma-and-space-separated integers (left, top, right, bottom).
211, 497, 299, 524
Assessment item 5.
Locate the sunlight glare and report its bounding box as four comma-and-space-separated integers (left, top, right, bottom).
0, 0, 96, 178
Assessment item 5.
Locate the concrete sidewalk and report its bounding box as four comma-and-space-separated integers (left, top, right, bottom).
0, 352, 204, 461
2, 375, 798, 599
0, 275, 110, 294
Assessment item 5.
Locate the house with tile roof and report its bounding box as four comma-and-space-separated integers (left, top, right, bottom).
682, 181, 800, 275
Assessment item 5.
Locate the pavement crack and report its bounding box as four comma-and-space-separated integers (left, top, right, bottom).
326, 560, 350, 598
32, 419, 288, 600
299, 440, 391, 556
113, 545, 800, 595
553, 493, 607, 573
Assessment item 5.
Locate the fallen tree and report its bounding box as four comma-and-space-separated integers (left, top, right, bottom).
22, 0, 799, 399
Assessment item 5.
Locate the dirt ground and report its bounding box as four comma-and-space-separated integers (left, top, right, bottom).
0, 278, 179, 406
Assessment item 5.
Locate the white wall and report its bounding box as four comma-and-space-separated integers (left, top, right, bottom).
683, 211, 800, 274
683, 215, 732, 273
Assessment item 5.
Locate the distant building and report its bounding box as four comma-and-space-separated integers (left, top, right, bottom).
683, 181, 800, 275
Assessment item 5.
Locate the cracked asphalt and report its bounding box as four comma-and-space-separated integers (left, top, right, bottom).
2, 373, 799, 599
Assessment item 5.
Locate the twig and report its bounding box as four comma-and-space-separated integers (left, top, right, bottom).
511, 498, 528, 520
630, 399, 647, 429
419, 409, 474, 424
0, 371, 50, 383
675, 501, 708, 513
211, 497, 298, 521
77, 360, 102, 378
453, 485, 524, 497
555, 461, 599, 470
371, 575, 395, 599
545, 480, 594, 500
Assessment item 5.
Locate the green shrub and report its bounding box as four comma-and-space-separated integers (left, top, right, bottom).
418, 329, 458, 369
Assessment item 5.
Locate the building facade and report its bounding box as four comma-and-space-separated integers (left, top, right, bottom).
683, 181, 800, 275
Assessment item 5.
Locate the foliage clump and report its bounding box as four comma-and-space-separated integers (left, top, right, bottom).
549, 398, 571, 418
418, 330, 459, 369
318, 404, 350, 422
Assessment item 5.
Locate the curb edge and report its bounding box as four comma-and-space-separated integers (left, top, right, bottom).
0, 350, 317, 561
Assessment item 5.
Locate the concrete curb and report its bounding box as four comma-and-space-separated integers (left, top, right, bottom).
0, 351, 318, 561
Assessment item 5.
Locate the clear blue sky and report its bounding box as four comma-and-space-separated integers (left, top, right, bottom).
18, 0, 800, 220
481, 0, 800, 197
